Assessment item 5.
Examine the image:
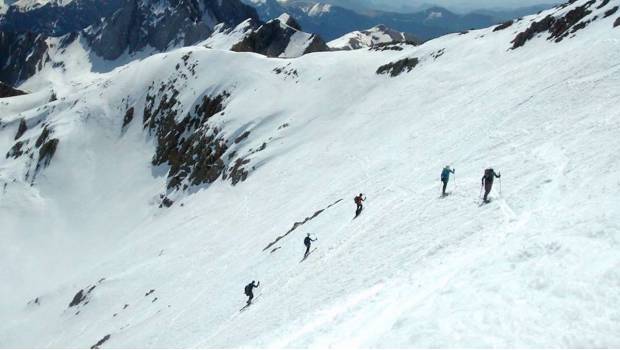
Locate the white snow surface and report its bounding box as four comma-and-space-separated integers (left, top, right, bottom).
203, 20, 255, 51
1, 0, 620, 347
279, 30, 315, 57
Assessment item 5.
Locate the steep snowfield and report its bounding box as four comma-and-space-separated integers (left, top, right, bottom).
1, 0, 620, 347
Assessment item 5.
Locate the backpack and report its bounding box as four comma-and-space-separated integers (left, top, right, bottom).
484, 168, 494, 180
354, 196, 360, 204
441, 168, 449, 180
244, 284, 252, 296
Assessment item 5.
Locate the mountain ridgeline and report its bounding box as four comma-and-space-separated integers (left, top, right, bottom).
0, 0, 560, 86
0, 0, 333, 85
82, 0, 260, 60
0, 0, 124, 35
243, 0, 556, 41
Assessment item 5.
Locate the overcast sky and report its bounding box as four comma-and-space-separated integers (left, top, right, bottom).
334, 0, 559, 13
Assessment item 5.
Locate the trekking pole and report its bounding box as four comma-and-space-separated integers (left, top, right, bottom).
499, 177, 502, 196
454, 174, 457, 193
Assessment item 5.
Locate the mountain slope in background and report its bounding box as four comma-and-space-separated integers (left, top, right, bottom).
83, 0, 259, 60
476, 4, 562, 22
328, 24, 418, 50
0, 0, 329, 85
209, 14, 330, 57
0, 0, 123, 35
244, 0, 558, 41
1, 0, 619, 347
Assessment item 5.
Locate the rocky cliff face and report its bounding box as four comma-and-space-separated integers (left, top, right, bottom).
0, 0, 260, 84
0, 0, 328, 87
228, 14, 330, 57
0, 31, 49, 84
0, 81, 26, 97
0, 0, 123, 36
84, 0, 259, 60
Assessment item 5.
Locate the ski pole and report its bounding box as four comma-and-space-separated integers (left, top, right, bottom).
479, 183, 483, 199
454, 174, 457, 192
499, 177, 502, 196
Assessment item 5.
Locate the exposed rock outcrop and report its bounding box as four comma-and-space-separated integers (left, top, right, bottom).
229, 14, 329, 58
0, 81, 27, 98
377, 57, 419, 77
5, 123, 60, 181
0, 0, 123, 36
511, 0, 599, 49
14, 119, 27, 140
0, 0, 259, 84
85, 0, 259, 60
0, 31, 49, 84
493, 20, 514, 32
90, 334, 110, 349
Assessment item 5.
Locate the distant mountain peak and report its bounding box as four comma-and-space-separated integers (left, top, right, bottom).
275, 12, 302, 30
328, 24, 418, 50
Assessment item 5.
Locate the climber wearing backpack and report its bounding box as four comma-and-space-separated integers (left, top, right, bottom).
244, 280, 260, 305
354, 193, 366, 217
440, 165, 455, 196
481, 168, 501, 202
304, 233, 316, 258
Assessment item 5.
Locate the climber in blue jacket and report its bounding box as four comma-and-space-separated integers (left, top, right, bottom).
440, 165, 455, 196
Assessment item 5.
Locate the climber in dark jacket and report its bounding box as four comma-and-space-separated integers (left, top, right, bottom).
244, 280, 260, 305
481, 168, 501, 202
354, 193, 366, 217
304, 233, 316, 258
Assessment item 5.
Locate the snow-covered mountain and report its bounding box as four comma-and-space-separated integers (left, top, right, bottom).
206, 13, 329, 57
0, 0, 122, 34
0, 0, 328, 85
328, 24, 418, 50
1, 0, 620, 347
83, 0, 260, 60
244, 0, 511, 41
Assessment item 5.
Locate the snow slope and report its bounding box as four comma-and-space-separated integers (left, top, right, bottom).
328, 24, 416, 50
1, 0, 620, 347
